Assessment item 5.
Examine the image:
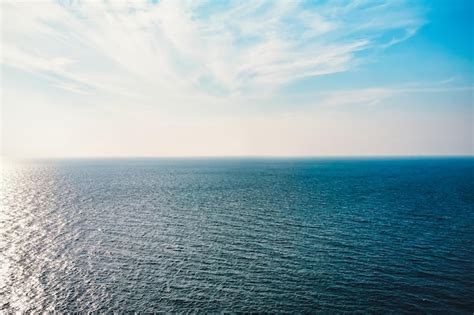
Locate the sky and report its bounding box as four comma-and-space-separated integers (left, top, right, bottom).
1, 0, 473, 158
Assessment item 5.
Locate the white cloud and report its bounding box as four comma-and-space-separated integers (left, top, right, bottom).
1, 0, 424, 102
314, 82, 474, 108
319, 88, 394, 107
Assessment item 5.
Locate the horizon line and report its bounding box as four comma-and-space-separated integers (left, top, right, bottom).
2, 154, 474, 162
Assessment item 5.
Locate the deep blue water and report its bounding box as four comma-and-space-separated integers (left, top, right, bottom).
1, 158, 473, 313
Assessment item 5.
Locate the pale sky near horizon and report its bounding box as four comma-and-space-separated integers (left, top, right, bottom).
1, 0, 473, 158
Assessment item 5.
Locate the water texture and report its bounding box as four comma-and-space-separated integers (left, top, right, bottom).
1, 158, 473, 313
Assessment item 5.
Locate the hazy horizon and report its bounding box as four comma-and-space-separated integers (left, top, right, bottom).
3, 154, 474, 161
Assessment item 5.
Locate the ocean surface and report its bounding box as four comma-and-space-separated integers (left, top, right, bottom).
1, 158, 473, 313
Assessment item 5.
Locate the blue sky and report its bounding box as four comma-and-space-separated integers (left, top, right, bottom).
1, 0, 473, 157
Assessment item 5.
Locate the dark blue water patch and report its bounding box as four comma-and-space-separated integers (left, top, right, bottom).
1, 158, 473, 312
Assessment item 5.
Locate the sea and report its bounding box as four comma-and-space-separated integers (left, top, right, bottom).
1, 158, 473, 313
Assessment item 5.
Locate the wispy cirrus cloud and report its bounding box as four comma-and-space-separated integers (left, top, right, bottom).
1, 0, 425, 102
313, 81, 474, 108
318, 88, 394, 107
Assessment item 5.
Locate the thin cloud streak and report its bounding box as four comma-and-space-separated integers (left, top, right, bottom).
316, 83, 474, 108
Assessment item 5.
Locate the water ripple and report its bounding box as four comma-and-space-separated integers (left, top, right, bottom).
1, 158, 473, 312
